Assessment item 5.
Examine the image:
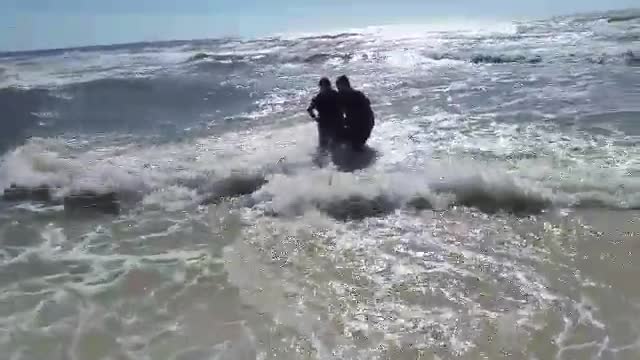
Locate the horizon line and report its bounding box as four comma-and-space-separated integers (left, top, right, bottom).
1, 7, 637, 55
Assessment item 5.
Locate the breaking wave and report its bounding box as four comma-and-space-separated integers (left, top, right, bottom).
183, 48, 640, 70
3, 134, 640, 218
470, 54, 543, 64
607, 14, 640, 23
250, 168, 638, 220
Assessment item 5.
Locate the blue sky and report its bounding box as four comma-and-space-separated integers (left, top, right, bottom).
1, 0, 637, 51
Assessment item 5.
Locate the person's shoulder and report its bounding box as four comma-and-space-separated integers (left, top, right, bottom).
354, 90, 369, 101
350, 89, 365, 97
339, 89, 359, 97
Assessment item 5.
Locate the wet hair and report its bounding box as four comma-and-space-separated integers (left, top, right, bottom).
336, 75, 351, 87
318, 77, 331, 87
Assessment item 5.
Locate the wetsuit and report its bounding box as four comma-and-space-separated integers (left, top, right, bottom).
307, 89, 343, 149
339, 89, 374, 150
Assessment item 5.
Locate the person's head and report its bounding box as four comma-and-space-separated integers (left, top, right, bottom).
318, 77, 332, 91
336, 75, 351, 91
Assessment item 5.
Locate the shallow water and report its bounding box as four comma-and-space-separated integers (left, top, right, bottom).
1, 8, 640, 360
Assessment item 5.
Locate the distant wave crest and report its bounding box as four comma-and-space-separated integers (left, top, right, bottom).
0, 76, 257, 148
608, 14, 640, 23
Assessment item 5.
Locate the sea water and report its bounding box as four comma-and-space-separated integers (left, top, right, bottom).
0, 9, 639, 360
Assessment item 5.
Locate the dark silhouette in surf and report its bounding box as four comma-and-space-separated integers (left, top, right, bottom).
307, 77, 344, 151
307, 75, 377, 171
335, 75, 375, 151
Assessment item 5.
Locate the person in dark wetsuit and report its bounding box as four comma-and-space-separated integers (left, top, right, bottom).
307, 77, 343, 150
335, 75, 374, 151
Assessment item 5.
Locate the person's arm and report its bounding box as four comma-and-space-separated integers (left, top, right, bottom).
307, 97, 317, 119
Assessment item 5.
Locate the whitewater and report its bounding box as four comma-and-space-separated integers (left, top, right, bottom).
0, 9, 639, 360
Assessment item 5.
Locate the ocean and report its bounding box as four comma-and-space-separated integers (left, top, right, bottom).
0, 9, 639, 360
